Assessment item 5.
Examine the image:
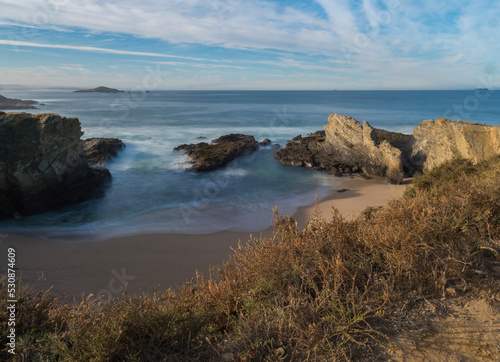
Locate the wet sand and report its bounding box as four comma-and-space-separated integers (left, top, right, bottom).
0, 176, 409, 300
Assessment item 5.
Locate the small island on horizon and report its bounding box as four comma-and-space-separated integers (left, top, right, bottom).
0, 94, 39, 110
74, 86, 123, 93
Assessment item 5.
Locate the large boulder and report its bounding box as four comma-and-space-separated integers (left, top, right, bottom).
0, 112, 110, 219
412, 118, 500, 172
82, 138, 125, 166
174, 134, 259, 172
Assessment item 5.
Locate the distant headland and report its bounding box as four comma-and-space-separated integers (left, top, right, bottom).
74, 86, 123, 93
0, 94, 39, 110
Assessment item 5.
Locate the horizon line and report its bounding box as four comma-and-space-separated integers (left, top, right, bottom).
0, 86, 486, 92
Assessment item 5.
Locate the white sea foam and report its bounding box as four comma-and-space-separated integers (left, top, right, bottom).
220, 168, 249, 177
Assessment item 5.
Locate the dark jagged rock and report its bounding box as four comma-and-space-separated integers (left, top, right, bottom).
274, 131, 353, 176
173, 142, 209, 153
82, 138, 125, 166
0, 112, 111, 219
74, 86, 123, 93
174, 134, 259, 172
0, 94, 38, 110
260, 138, 272, 145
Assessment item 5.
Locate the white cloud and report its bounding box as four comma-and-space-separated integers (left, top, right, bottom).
1, 0, 498, 64
0, 0, 335, 55
0, 0, 499, 89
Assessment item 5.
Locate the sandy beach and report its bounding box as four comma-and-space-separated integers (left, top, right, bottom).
294, 175, 410, 227
0, 176, 409, 300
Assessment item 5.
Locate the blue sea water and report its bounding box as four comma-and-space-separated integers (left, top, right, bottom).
0, 90, 499, 241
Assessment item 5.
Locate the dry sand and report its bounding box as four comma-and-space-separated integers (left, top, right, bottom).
0, 175, 409, 300
294, 175, 410, 227
391, 297, 500, 361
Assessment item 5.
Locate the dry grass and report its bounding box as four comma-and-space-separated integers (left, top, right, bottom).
1, 156, 500, 361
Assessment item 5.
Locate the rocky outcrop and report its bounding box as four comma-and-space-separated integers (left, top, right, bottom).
274, 131, 357, 176
411, 118, 500, 172
174, 134, 259, 172
278, 114, 500, 183
324, 114, 413, 182
82, 138, 125, 166
0, 112, 111, 219
0, 94, 38, 110
173, 142, 209, 153
74, 86, 123, 93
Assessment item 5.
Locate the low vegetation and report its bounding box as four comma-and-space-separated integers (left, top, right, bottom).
2, 156, 500, 361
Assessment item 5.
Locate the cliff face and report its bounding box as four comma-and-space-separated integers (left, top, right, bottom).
323, 114, 500, 179
0, 112, 110, 219
412, 118, 500, 172
324, 114, 413, 181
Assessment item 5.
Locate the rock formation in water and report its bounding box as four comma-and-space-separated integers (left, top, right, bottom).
74, 86, 123, 93
173, 142, 209, 153
276, 114, 500, 183
174, 134, 259, 171
82, 138, 125, 166
0, 112, 111, 219
0, 94, 39, 110
274, 131, 357, 177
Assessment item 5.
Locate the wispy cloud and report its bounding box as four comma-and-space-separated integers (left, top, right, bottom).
151, 61, 247, 70
0, 0, 499, 89
0, 40, 220, 62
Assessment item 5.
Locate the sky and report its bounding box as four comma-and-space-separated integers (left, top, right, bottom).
0, 0, 499, 90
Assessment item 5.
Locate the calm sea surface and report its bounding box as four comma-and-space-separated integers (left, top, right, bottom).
1, 90, 499, 240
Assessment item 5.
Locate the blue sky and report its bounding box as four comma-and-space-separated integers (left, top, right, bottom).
0, 0, 499, 90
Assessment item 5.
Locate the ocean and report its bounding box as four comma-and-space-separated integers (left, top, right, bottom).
1, 90, 499, 241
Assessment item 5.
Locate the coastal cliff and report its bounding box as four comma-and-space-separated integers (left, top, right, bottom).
0, 112, 110, 219
277, 114, 500, 182
324, 114, 413, 181
412, 118, 500, 172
